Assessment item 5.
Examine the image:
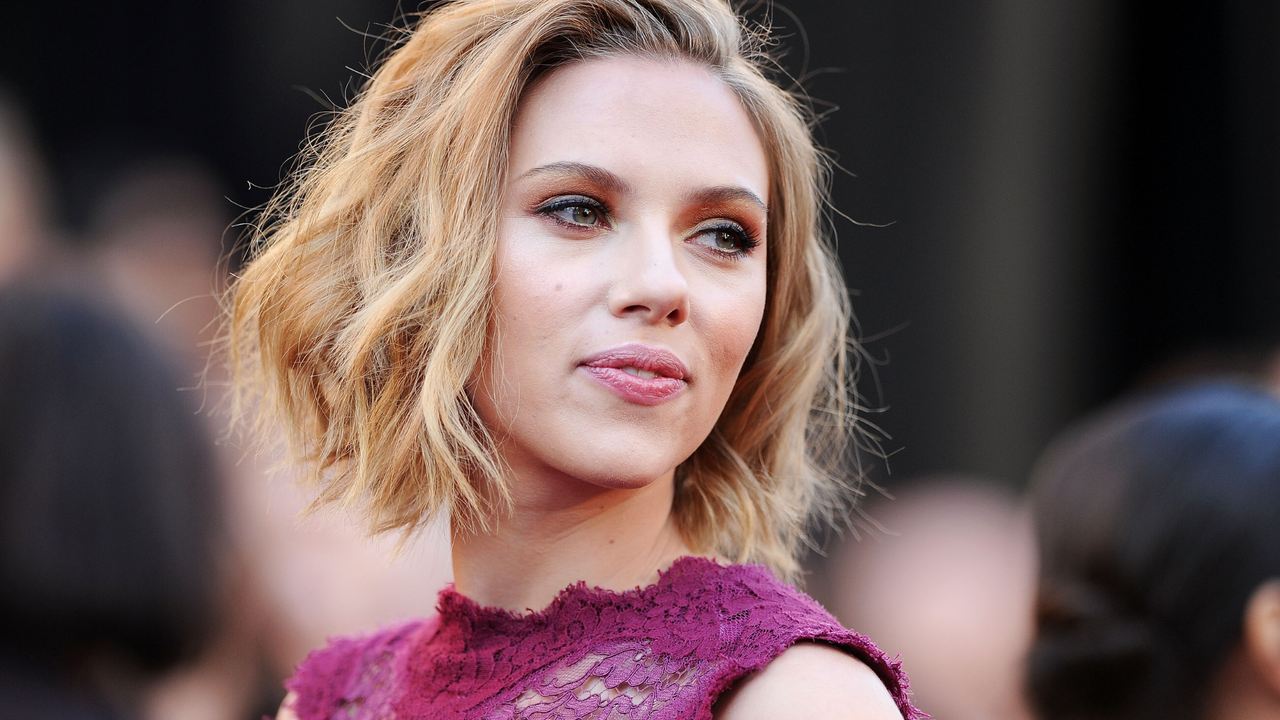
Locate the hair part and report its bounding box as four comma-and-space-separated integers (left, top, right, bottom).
225, 0, 863, 581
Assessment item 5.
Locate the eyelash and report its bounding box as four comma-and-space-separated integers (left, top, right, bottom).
533, 195, 761, 259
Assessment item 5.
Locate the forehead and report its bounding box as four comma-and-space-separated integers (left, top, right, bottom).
507, 55, 770, 202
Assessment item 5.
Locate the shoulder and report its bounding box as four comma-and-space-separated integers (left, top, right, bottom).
714, 642, 903, 720
276, 693, 300, 720
683, 560, 919, 719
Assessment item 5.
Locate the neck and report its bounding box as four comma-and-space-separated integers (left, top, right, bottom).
451, 467, 695, 613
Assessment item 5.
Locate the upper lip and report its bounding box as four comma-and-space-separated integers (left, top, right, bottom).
580, 343, 689, 380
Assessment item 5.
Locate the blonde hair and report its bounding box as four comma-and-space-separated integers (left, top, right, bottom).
226, 0, 862, 581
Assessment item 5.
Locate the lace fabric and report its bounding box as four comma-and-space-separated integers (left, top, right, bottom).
286, 557, 923, 719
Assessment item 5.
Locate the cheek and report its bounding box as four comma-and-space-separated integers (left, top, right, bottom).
490, 237, 583, 351
695, 271, 768, 391
476, 224, 589, 417
474, 230, 541, 427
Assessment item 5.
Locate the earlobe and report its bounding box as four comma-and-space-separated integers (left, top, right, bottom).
1244, 578, 1280, 696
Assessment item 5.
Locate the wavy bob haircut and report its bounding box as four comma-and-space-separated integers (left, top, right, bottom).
227, 0, 862, 581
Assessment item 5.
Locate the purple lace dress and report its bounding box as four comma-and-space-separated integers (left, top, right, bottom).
285, 557, 921, 719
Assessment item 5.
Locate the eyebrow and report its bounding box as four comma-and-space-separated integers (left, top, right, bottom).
519, 161, 632, 195
685, 186, 769, 215
519, 161, 768, 214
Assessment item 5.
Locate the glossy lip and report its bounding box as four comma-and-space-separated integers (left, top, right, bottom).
579, 342, 690, 406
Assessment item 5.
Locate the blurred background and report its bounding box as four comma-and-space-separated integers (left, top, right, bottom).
0, 1, 1276, 718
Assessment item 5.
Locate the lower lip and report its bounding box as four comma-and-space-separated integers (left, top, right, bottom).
581, 366, 687, 406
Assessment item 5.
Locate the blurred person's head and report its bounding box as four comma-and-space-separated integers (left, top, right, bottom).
0, 90, 49, 283
825, 477, 1038, 720
88, 157, 224, 259
1028, 382, 1280, 720
86, 158, 227, 371
0, 287, 220, 708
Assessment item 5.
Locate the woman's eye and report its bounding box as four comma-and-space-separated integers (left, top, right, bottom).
692, 225, 756, 256
539, 197, 607, 228
710, 229, 742, 251
561, 205, 599, 226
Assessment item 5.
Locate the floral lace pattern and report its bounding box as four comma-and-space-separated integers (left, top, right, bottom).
286, 557, 923, 720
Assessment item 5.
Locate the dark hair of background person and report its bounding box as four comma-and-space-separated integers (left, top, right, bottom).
1026, 382, 1280, 720
0, 287, 221, 713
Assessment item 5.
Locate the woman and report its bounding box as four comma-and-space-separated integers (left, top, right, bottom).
227, 1, 918, 717
1027, 382, 1280, 720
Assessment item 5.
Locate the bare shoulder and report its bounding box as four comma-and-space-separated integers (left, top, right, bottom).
276, 692, 300, 720
714, 642, 903, 720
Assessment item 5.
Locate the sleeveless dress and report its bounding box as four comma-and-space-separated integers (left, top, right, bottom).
285, 556, 922, 719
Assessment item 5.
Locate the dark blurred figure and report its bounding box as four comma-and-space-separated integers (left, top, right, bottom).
0, 287, 220, 719
823, 478, 1038, 720
1028, 382, 1280, 720
82, 158, 286, 720
0, 90, 50, 283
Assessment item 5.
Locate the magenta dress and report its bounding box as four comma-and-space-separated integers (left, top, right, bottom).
285, 556, 922, 719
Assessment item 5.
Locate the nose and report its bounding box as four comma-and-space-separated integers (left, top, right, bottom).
607, 221, 689, 326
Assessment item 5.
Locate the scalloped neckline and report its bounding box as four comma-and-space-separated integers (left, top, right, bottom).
437, 555, 729, 624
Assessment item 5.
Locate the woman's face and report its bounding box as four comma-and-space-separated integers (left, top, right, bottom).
473, 55, 769, 497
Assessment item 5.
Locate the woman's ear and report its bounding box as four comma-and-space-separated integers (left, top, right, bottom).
1244, 579, 1280, 695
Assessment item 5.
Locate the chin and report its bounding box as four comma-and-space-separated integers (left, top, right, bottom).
573, 459, 680, 490
579, 472, 667, 491
551, 441, 687, 491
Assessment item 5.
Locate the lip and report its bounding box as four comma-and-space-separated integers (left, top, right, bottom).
579, 343, 690, 406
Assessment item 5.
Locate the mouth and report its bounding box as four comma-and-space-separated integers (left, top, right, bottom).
579, 343, 689, 406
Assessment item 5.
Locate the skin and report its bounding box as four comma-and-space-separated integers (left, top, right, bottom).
1204, 580, 1280, 720
280, 55, 899, 719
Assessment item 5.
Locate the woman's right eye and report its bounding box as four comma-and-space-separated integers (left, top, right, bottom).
538, 197, 608, 229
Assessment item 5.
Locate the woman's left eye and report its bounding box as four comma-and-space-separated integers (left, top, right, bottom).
691, 225, 758, 256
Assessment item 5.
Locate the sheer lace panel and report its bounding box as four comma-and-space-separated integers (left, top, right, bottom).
506, 641, 707, 719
